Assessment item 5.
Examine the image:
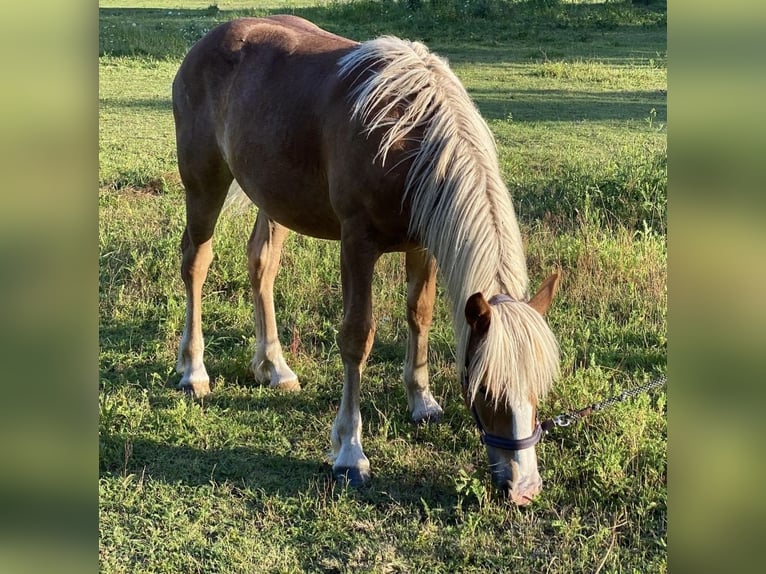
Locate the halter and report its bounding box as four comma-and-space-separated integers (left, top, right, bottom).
462, 370, 544, 451
463, 293, 544, 451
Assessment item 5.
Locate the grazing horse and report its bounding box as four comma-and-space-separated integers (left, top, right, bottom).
172, 15, 560, 504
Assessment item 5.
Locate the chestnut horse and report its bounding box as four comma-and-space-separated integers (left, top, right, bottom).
172, 15, 560, 504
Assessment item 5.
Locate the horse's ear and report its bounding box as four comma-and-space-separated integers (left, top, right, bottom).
528, 273, 561, 316
465, 292, 491, 336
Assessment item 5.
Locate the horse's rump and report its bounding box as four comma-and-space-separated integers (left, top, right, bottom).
173, 16, 424, 244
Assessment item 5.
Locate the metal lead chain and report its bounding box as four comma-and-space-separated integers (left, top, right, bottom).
541, 374, 666, 433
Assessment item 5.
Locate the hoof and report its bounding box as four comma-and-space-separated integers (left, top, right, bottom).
333, 467, 370, 488
177, 380, 211, 399
250, 357, 300, 391
270, 378, 301, 392
410, 395, 444, 425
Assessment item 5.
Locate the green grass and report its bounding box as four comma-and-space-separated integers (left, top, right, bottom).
99, 1, 666, 572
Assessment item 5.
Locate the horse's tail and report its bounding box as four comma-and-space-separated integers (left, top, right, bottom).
222, 179, 253, 214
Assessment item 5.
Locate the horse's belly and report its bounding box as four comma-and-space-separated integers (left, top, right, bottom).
238, 174, 342, 240
261, 200, 342, 240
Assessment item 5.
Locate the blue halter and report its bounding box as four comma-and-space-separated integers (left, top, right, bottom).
463, 372, 544, 451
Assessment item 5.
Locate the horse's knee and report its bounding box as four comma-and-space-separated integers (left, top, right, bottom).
181, 238, 213, 280
406, 302, 433, 334
340, 317, 376, 365
246, 241, 267, 283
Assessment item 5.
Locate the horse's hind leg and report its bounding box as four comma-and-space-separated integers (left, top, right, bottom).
404, 249, 443, 423
247, 211, 299, 391
175, 156, 232, 398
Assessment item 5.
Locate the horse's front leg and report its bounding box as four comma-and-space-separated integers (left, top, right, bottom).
331, 225, 379, 486
404, 249, 443, 423
247, 211, 299, 391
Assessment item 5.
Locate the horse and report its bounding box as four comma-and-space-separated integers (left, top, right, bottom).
172, 15, 561, 505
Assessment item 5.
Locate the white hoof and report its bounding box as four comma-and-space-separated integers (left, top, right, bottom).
410, 392, 443, 424
250, 357, 300, 391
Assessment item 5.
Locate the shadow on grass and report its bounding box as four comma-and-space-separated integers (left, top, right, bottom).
98, 87, 665, 126
100, 434, 327, 492
100, 431, 465, 507
99, 97, 172, 112
472, 87, 667, 123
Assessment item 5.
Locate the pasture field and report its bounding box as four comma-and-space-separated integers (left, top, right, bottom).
99, 1, 667, 572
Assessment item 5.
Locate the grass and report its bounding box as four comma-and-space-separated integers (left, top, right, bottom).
99, 1, 666, 572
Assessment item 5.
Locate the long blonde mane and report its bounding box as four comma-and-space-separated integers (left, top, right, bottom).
338, 37, 558, 405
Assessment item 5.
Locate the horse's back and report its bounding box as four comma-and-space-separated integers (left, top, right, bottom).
173, 15, 354, 109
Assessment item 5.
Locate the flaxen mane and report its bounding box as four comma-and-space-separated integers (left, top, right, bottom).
338, 37, 559, 406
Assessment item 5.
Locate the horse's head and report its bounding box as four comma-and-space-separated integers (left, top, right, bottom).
463, 274, 560, 505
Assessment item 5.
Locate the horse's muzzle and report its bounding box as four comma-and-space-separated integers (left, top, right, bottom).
500, 479, 541, 506
487, 448, 542, 505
